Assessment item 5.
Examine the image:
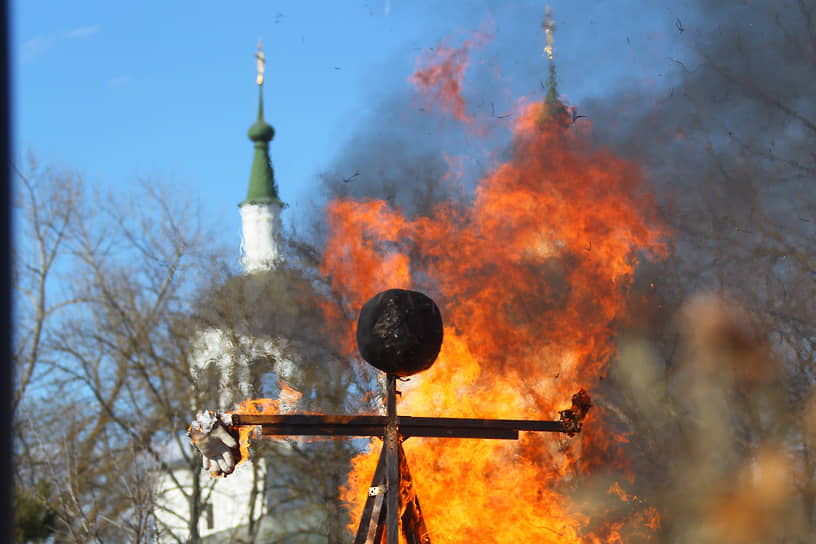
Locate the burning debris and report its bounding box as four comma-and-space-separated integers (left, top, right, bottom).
558, 389, 593, 437
187, 411, 242, 477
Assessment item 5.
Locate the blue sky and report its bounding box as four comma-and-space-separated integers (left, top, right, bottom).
12, 1, 695, 252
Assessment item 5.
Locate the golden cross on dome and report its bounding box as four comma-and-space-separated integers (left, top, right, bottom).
256, 39, 265, 85
542, 6, 555, 60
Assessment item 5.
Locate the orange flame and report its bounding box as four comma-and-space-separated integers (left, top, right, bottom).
327, 34, 669, 543
228, 381, 302, 466
410, 29, 491, 125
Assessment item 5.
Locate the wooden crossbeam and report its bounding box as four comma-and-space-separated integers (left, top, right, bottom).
229, 414, 572, 439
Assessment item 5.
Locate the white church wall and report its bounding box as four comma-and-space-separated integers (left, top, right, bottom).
240, 202, 283, 273
156, 325, 302, 543
155, 459, 265, 543
191, 327, 295, 409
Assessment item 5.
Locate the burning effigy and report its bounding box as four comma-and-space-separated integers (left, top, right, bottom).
190, 288, 591, 543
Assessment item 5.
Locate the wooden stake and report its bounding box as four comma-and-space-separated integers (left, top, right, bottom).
385, 374, 399, 544
353, 451, 387, 544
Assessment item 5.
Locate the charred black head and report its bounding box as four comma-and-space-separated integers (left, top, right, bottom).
356, 289, 443, 377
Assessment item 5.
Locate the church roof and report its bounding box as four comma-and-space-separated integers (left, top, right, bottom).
195, 265, 327, 347
242, 42, 284, 208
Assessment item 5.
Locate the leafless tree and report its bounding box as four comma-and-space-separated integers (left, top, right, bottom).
12, 156, 84, 417
12, 159, 235, 542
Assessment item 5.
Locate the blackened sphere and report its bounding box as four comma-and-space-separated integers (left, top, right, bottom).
356, 289, 444, 377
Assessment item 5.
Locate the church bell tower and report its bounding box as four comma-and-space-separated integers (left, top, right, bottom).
240, 39, 285, 273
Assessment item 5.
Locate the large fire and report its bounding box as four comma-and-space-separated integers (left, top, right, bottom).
321, 31, 668, 543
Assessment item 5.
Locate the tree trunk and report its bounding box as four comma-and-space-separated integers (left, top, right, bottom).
188, 456, 201, 544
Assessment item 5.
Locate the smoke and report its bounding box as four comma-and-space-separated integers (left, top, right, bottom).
315, 93, 455, 219
583, 0, 816, 293
582, 2, 816, 541
580, 0, 815, 406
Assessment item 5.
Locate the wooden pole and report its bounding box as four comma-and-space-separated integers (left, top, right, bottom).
385, 374, 399, 544
399, 442, 430, 544
353, 451, 387, 544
